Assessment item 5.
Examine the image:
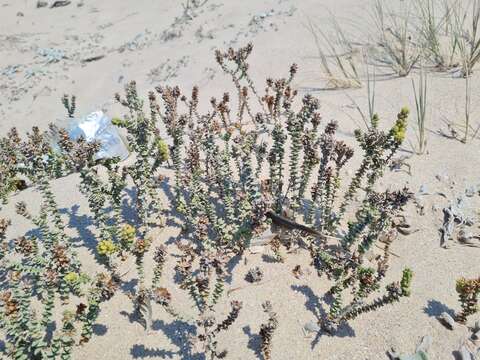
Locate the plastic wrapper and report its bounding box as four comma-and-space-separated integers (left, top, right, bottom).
55, 111, 129, 161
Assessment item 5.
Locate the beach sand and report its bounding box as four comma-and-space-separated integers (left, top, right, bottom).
0, 0, 479, 359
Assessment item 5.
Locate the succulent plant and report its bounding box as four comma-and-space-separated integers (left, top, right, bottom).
455, 276, 480, 323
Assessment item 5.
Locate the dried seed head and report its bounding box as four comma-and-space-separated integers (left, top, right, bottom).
0, 291, 18, 316
290, 63, 298, 77
45, 269, 58, 287
13, 236, 36, 256
292, 265, 304, 279
245, 266, 263, 283
76, 302, 87, 316
192, 86, 199, 102
15, 202, 28, 218
52, 245, 70, 271
152, 287, 172, 306
133, 238, 151, 256
153, 245, 168, 265
95, 273, 119, 301
325, 121, 338, 135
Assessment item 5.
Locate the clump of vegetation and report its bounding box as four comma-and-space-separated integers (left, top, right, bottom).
412, 68, 428, 154
371, 0, 420, 76
245, 266, 264, 283
77, 84, 170, 319
0, 123, 93, 205
0, 129, 24, 204
259, 301, 278, 360
151, 44, 414, 335
0, 44, 416, 358
306, 17, 362, 89
455, 276, 480, 324
415, 0, 459, 71
0, 127, 117, 359
452, 0, 480, 76
155, 244, 242, 359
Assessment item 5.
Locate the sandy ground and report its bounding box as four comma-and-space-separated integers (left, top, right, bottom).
1, 0, 480, 359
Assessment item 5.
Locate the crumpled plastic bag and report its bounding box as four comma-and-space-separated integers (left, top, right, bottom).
59, 111, 129, 161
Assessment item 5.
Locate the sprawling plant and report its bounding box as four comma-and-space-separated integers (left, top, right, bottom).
154, 79, 270, 254
455, 276, 480, 324
131, 241, 242, 359
0, 128, 117, 359
173, 245, 242, 360
73, 84, 171, 321
301, 114, 413, 332
78, 83, 168, 258
259, 301, 278, 360
112, 84, 168, 230
0, 43, 417, 359
151, 44, 414, 335
0, 128, 25, 204
0, 122, 94, 205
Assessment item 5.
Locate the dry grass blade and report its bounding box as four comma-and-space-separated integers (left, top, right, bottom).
343, 54, 376, 130
366, 57, 376, 123
305, 17, 362, 89
305, 18, 334, 80
415, 0, 459, 70
371, 0, 421, 76
464, 63, 471, 142
330, 17, 361, 84
412, 67, 428, 154
452, 0, 480, 76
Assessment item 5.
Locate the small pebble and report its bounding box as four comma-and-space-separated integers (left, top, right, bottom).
303, 320, 321, 333
438, 312, 455, 330
465, 186, 476, 197
418, 184, 429, 195
415, 335, 432, 353
473, 320, 480, 332
248, 246, 265, 254
458, 345, 472, 360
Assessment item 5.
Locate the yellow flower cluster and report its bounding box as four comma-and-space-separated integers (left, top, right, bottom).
97, 239, 117, 256
64, 272, 79, 283
156, 138, 169, 163
111, 117, 127, 127
391, 108, 409, 144
120, 224, 136, 249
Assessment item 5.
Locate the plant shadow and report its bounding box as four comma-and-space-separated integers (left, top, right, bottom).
291, 284, 355, 349
129, 319, 199, 359
121, 304, 199, 360
242, 325, 263, 360
59, 204, 97, 254
423, 299, 455, 318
